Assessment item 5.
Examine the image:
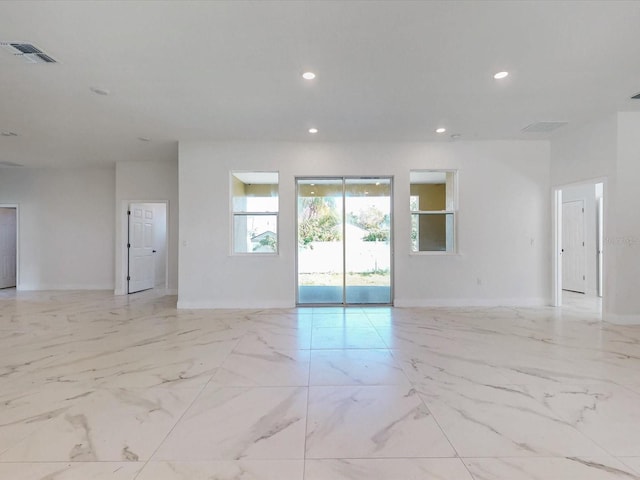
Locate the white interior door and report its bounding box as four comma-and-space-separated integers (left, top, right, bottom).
562, 200, 586, 293
0, 208, 17, 289
128, 203, 155, 293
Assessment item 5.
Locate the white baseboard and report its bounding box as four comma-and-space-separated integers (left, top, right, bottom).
604, 313, 640, 325
18, 284, 114, 291
177, 299, 293, 309
114, 287, 177, 296
394, 297, 549, 308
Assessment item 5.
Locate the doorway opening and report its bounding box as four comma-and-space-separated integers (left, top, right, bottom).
296, 177, 393, 305
0, 205, 17, 290
554, 181, 604, 312
127, 202, 168, 294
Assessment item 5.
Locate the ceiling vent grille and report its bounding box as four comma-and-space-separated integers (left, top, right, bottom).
521, 121, 568, 133
0, 42, 57, 63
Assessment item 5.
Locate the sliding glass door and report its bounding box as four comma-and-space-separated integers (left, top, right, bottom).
296, 177, 392, 305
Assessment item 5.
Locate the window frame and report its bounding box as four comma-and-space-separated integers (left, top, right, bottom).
409, 169, 458, 255
230, 171, 280, 256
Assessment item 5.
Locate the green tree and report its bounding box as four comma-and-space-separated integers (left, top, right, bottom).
298, 196, 341, 247
349, 205, 390, 242
253, 234, 277, 252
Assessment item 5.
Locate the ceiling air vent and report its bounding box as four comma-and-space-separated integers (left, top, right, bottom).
521, 121, 568, 133
0, 42, 57, 63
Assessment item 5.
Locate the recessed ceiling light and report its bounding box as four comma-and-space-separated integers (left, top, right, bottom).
435, 127, 447, 134
302, 72, 316, 80
1, 131, 18, 137
310, 183, 315, 186
90, 86, 110, 96
310, 191, 315, 195
308, 128, 318, 134
375, 182, 380, 186
494, 71, 509, 80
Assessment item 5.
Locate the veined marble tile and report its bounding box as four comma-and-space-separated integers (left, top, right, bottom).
463, 457, 640, 480
136, 460, 304, 480
245, 313, 313, 329
211, 349, 310, 386
0, 345, 66, 387
6, 342, 230, 390
374, 322, 475, 353
305, 458, 474, 480
417, 383, 611, 458
394, 347, 514, 389
621, 458, 640, 475
5, 289, 640, 477
0, 384, 96, 456
495, 348, 640, 387
305, 386, 455, 458
153, 386, 307, 460
309, 349, 409, 386
0, 462, 143, 479
311, 327, 386, 349
234, 326, 312, 352
531, 383, 640, 456
0, 387, 199, 462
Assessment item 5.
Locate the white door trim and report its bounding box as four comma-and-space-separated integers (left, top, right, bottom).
552, 177, 607, 308
0, 204, 19, 290
552, 189, 562, 307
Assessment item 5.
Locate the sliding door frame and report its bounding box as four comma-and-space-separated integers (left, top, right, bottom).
295, 176, 394, 306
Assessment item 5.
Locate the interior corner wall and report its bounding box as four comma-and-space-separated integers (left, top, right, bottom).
610, 112, 640, 322
115, 156, 179, 295
0, 166, 115, 290
550, 112, 640, 323
178, 141, 551, 309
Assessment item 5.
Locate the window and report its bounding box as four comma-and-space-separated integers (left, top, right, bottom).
410, 170, 457, 253
231, 172, 279, 254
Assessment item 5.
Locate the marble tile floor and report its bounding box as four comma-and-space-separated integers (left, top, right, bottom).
1, 289, 640, 479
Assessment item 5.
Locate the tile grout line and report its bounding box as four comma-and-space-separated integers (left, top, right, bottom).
377, 308, 465, 467
302, 309, 317, 480
131, 313, 250, 480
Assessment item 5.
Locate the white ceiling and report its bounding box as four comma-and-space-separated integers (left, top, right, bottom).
1, 0, 640, 167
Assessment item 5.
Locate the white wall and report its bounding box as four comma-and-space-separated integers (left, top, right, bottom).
551, 112, 640, 323
610, 112, 640, 321
178, 141, 551, 308
551, 114, 617, 185
115, 156, 179, 294
0, 166, 115, 290
562, 183, 598, 296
